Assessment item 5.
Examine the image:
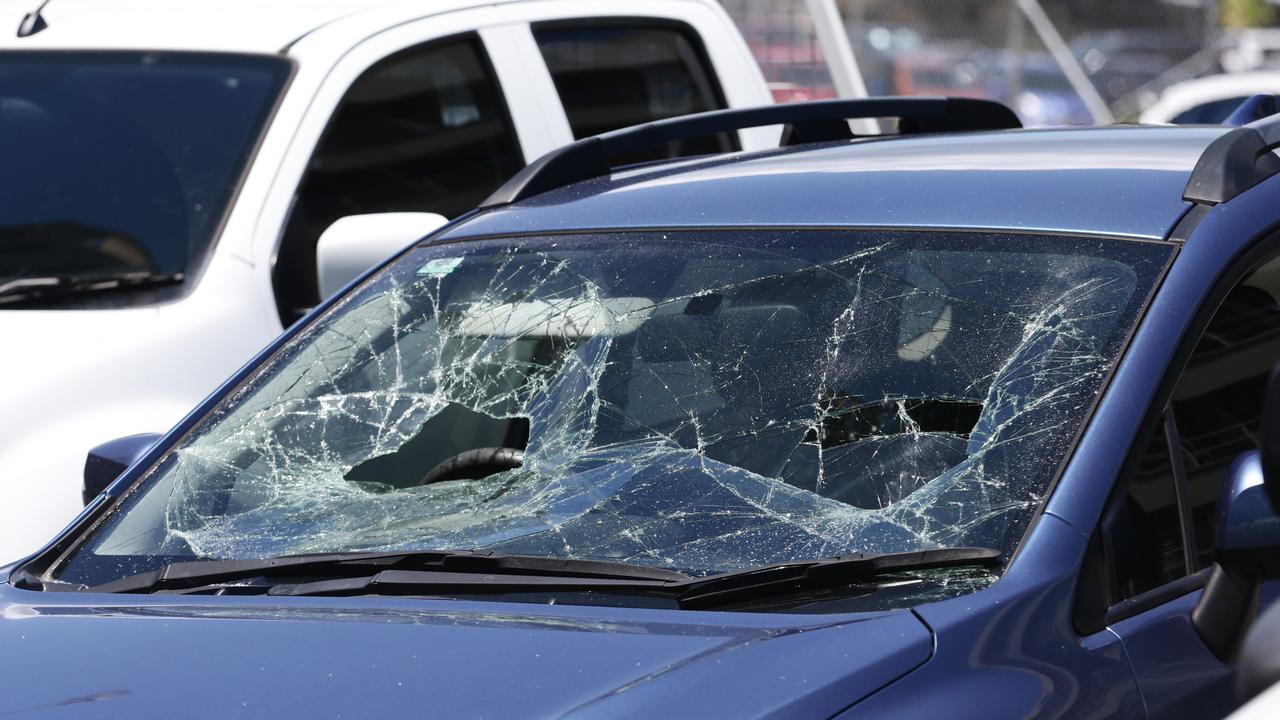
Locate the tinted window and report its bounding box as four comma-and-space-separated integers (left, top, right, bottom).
274, 35, 523, 321
534, 21, 734, 163
1104, 414, 1189, 601
1173, 251, 1280, 568
0, 52, 288, 308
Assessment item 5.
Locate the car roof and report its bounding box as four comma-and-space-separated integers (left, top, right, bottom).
443, 125, 1229, 242
0, 0, 529, 53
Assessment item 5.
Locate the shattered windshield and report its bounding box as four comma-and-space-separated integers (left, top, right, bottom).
56, 229, 1170, 586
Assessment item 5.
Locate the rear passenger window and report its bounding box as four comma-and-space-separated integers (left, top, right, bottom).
533, 21, 736, 163
274, 34, 524, 323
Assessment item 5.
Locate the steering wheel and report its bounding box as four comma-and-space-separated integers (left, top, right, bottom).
415, 447, 525, 486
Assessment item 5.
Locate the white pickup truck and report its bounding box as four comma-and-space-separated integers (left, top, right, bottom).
0, 0, 774, 561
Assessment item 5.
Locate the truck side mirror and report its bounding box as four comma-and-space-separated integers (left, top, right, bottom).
1195, 364, 1280, 661
315, 212, 448, 300
83, 433, 161, 505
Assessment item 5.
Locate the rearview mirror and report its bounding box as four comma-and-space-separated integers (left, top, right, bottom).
83, 433, 161, 505
315, 212, 449, 300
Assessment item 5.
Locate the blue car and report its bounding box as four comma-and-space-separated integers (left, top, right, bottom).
8, 97, 1280, 719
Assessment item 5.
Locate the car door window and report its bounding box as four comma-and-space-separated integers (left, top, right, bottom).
1104, 414, 1190, 602
1173, 252, 1280, 568
1096, 249, 1280, 609
533, 20, 736, 164
274, 34, 524, 323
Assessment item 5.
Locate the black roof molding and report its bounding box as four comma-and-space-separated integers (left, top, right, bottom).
1184, 100, 1280, 206
482, 97, 1022, 208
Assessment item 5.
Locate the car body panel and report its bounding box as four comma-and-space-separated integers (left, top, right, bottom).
0, 582, 931, 719
0, 255, 281, 558
440, 127, 1226, 243
1109, 590, 1234, 719
842, 514, 1147, 718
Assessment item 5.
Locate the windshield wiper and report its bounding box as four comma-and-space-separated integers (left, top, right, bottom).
0, 271, 184, 306
84, 547, 1000, 607
670, 546, 1002, 609
263, 547, 1002, 605
87, 549, 689, 594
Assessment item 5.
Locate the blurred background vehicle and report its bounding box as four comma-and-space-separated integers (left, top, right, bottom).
976, 49, 1094, 126
0, 0, 773, 563
1141, 71, 1280, 123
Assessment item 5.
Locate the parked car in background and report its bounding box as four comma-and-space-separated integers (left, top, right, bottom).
0, 0, 773, 562
8, 96, 1280, 717
1141, 72, 1280, 124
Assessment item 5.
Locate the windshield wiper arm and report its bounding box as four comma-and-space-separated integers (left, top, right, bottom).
88, 549, 689, 594
266, 569, 677, 599
671, 546, 1002, 609
268, 547, 1000, 602
0, 271, 184, 306
88, 547, 1000, 605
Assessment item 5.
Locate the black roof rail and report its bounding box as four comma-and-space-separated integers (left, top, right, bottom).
1185, 96, 1280, 206
481, 97, 1022, 208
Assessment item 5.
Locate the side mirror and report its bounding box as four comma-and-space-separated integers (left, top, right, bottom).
315, 212, 449, 299
1193, 451, 1280, 660
1196, 364, 1280, 660
83, 433, 161, 505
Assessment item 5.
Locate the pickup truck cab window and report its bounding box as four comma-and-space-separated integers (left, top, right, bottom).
533, 20, 735, 163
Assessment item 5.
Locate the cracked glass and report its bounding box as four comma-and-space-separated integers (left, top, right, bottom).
57, 229, 1171, 588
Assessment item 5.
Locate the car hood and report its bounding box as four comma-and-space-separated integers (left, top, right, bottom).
0, 585, 931, 718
